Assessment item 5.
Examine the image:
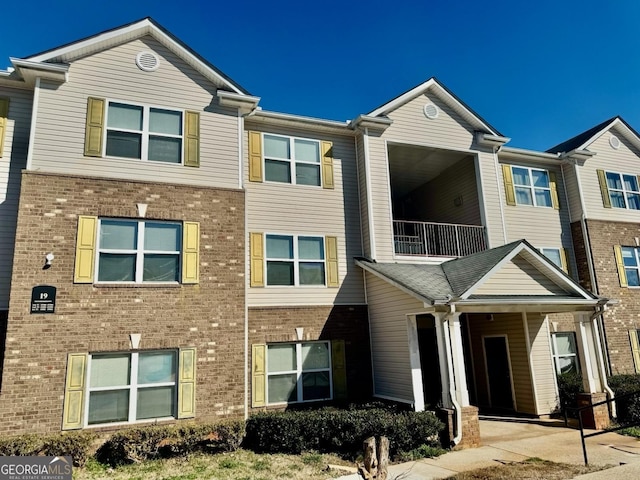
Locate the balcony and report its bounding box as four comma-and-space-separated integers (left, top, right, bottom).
393, 220, 487, 258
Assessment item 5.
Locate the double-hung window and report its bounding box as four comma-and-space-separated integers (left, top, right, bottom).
97, 219, 181, 283
540, 248, 563, 270
263, 134, 321, 186
551, 333, 579, 375
511, 166, 552, 207
605, 172, 640, 210
265, 234, 325, 286
86, 350, 177, 425
621, 246, 640, 287
267, 342, 332, 404
106, 102, 183, 164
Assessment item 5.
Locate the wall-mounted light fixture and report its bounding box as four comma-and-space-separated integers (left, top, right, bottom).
43, 252, 54, 269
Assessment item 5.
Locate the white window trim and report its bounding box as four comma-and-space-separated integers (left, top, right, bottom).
266, 341, 333, 405
265, 233, 326, 287
95, 218, 182, 284
539, 247, 563, 269
622, 246, 640, 287
104, 99, 185, 165
511, 165, 552, 208
605, 171, 640, 210
551, 332, 579, 375
262, 132, 322, 187
84, 350, 177, 428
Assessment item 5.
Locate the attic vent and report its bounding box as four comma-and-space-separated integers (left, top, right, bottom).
423, 103, 439, 119
609, 134, 621, 150
136, 51, 160, 72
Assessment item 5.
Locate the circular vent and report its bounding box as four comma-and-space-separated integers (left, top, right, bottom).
136, 51, 160, 72
423, 103, 439, 119
610, 134, 621, 150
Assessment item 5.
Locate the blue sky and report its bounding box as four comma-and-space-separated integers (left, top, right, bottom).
3, 0, 640, 150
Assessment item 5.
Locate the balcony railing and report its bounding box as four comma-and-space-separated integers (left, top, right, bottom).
393, 220, 487, 258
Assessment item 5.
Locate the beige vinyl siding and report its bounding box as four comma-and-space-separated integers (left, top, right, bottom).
561, 162, 582, 223
383, 92, 475, 151
404, 157, 481, 225
467, 313, 535, 414
30, 36, 240, 189
527, 313, 558, 415
579, 127, 640, 222
244, 123, 364, 306
367, 133, 394, 262
473, 256, 570, 296
356, 135, 371, 258
0, 87, 32, 309
366, 272, 425, 402
477, 151, 507, 248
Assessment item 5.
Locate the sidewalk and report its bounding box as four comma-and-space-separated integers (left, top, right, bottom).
335, 418, 640, 480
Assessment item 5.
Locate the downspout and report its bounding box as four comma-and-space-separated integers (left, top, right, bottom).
591, 304, 616, 418
443, 303, 463, 445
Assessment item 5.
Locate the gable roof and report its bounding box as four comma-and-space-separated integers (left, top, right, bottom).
20, 17, 250, 95
366, 77, 503, 137
356, 240, 599, 308
547, 116, 640, 154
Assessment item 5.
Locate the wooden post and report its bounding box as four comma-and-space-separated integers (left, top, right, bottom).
357, 436, 389, 480
377, 436, 389, 480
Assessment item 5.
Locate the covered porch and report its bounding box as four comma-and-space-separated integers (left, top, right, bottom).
356, 240, 611, 448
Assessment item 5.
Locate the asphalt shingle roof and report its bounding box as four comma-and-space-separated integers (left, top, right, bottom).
546, 116, 618, 153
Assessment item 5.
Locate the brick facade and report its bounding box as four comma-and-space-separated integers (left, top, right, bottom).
248, 305, 372, 409
0, 171, 246, 434
573, 219, 640, 374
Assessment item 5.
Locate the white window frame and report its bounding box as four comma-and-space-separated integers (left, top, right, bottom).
84, 350, 177, 427
540, 247, 563, 269
104, 99, 184, 164
622, 246, 640, 287
551, 332, 580, 375
265, 234, 326, 287
266, 341, 333, 405
262, 133, 322, 187
511, 165, 552, 208
605, 171, 640, 210
96, 218, 182, 284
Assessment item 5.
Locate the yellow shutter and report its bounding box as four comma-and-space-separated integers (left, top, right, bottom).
321, 141, 334, 189
252, 344, 266, 407
62, 353, 87, 430
182, 222, 200, 284
325, 236, 339, 287
331, 340, 347, 401
549, 171, 560, 210
74, 216, 97, 283
559, 248, 569, 274
184, 111, 200, 167
250, 232, 265, 287
0, 97, 9, 158
630, 330, 640, 373
178, 347, 196, 418
614, 245, 628, 288
84, 97, 105, 157
248, 131, 263, 182
597, 169, 611, 208
501, 164, 516, 206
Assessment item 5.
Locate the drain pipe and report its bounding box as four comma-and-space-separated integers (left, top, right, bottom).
442, 303, 463, 445
591, 304, 616, 418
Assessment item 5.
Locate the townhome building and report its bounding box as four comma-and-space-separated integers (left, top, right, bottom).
0, 18, 615, 446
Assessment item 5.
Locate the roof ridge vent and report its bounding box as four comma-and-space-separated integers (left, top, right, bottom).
136, 51, 160, 72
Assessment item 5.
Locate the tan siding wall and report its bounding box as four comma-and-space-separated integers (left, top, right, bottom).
356, 135, 371, 257
467, 313, 536, 414
244, 123, 364, 306
30, 36, 240, 189
562, 162, 582, 223
473, 257, 569, 296
477, 151, 507, 248
383, 93, 475, 150
0, 87, 32, 309
366, 272, 425, 402
528, 314, 558, 414
367, 133, 395, 262
579, 127, 640, 222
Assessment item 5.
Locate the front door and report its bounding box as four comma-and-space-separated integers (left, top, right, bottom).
484, 336, 514, 410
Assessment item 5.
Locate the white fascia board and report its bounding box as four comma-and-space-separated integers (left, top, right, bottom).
217, 91, 260, 114
10, 58, 69, 73
559, 149, 596, 162
355, 260, 434, 305
499, 146, 562, 164
475, 132, 511, 147
349, 115, 393, 131
250, 109, 353, 134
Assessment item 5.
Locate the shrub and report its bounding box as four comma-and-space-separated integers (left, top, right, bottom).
243, 406, 444, 459
96, 420, 245, 466
0, 431, 95, 467
395, 444, 447, 462
557, 371, 583, 416
608, 374, 640, 425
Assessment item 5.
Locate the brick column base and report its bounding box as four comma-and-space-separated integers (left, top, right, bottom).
577, 393, 610, 430
438, 406, 480, 449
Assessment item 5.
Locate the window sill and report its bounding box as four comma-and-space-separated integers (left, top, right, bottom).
94, 283, 182, 288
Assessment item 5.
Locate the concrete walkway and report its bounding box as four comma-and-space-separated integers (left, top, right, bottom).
335, 417, 640, 480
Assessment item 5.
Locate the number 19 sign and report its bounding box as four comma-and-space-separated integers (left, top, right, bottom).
30, 285, 57, 314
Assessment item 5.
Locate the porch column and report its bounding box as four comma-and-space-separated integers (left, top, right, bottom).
434, 312, 470, 407
433, 313, 452, 408
574, 313, 603, 393
407, 315, 425, 412
448, 314, 471, 407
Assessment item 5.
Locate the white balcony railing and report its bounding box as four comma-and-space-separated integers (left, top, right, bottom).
393, 221, 487, 258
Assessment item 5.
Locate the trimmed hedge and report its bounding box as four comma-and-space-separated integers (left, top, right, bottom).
557, 371, 583, 416
243, 406, 444, 459
0, 431, 96, 467
608, 374, 640, 425
96, 420, 245, 466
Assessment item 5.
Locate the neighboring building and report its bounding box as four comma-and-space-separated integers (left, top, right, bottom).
0, 18, 615, 445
